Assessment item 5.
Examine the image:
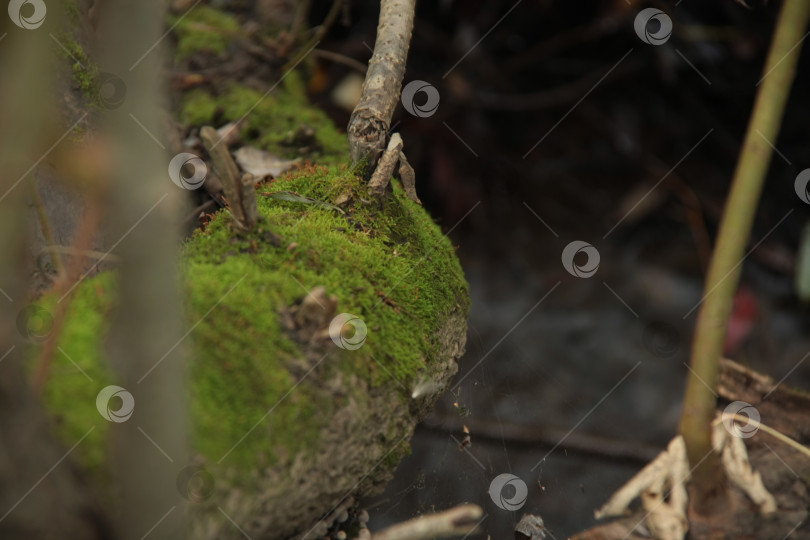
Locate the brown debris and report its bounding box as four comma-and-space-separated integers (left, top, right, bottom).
368, 133, 421, 204
283, 286, 339, 345
200, 126, 260, 234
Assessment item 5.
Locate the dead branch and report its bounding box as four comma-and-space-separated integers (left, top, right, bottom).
424, 413, 660, 464
347, 0, 416, 169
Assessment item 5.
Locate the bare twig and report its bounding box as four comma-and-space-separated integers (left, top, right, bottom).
368, 133, 404, 198
283, 0, 345, 73
678, 0, 810, 513
312, 48, 368, 74
424, 413, 659, 464
33, 199, 103, 394
38, 246, 122, 273
348, 0, 416, 169
372, 504, 483, 540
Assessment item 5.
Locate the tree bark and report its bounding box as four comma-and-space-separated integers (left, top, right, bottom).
347, 0, 416, 170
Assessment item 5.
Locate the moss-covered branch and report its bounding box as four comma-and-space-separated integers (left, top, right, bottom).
678, 0, 810, 513
0, 3, 111, 538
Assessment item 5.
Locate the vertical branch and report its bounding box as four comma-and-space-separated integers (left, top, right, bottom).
0, 4, 110, 538
679, 0, 810, 513
347, 0, 416, 169
97, 0, 189, 538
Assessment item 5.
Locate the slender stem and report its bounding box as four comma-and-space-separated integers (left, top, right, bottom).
718, 414, 810, 460
679, 0, 810, 513
29, 181, 64, 276
283, 0, 344, 73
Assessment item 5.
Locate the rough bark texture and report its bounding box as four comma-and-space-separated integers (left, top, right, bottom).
347, 0, 416, 168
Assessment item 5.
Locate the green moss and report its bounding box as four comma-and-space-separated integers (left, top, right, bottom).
171, 6, 240, 61
54, 32, 99, 100
179, 73, 349, 163
66, 0, 80, 24
183, 166, 466, 466
33, 165, 468, 482
180, 89, 219, 126
221, 79, 348, 162
31, 272, 118, 482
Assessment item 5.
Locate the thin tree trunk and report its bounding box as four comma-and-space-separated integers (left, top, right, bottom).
0, 4, 110, 538
96, 1, 189, 538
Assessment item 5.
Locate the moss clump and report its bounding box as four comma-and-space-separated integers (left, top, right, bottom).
179, 75, 349, 163
34, 164, 468, 481
66, 0, 81, 24
31, 273, 118, 481
54, 32, 99, 100
185, 164, 467, 468
180, 88, 219, 126
171, 5, 240, 61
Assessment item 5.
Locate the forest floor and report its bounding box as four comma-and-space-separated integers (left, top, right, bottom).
44, 1, 810, 538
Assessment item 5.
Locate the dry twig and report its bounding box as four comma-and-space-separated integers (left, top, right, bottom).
348, 0, 416, 170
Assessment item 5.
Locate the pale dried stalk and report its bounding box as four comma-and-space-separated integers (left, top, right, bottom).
372, 504, 483, 540
366, 133, 421, 203
368, 133, 404, 197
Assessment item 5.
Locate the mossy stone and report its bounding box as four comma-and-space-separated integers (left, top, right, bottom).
34, 165, 469, 538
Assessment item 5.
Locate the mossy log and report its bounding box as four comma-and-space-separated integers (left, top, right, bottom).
30, 166, 469, 539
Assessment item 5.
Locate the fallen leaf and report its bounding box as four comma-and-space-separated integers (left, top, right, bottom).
234, 146, 300, 178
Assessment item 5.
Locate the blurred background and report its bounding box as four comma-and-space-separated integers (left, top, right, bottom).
301, 0, 810, 536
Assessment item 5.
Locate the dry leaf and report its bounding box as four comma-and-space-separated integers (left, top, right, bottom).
234, 146, 300, 178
